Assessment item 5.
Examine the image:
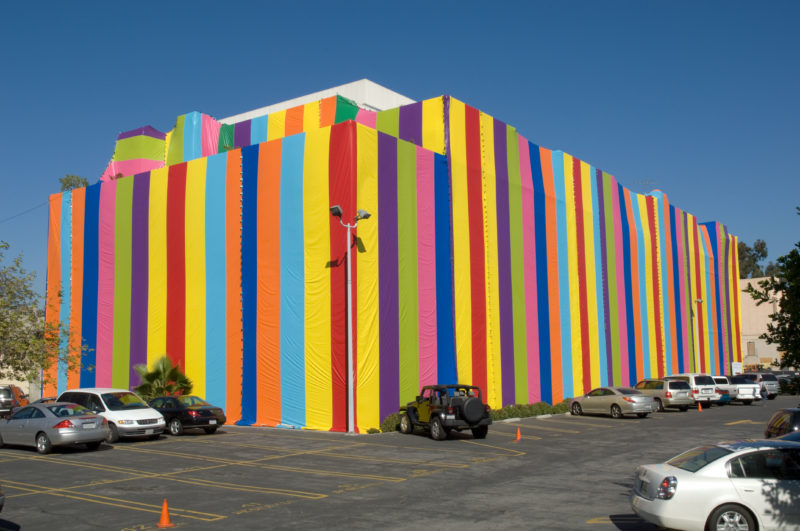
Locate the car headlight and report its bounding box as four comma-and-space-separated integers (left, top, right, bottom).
117, 419, 135, 425
657, 476, 677, 499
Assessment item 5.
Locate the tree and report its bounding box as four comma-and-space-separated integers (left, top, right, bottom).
746, 207, 800, 369
0, 242, 81, 383
132, 356, 192, 401
59, 174, 89, 192
738, 238, 777, 278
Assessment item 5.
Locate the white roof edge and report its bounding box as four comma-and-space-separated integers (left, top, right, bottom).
219, 79, 415, 124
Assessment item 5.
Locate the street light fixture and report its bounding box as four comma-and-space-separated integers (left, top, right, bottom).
330, 204, 371, 434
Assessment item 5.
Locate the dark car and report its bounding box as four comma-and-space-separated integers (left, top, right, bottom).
399, 384, 492, 440
764, 407, 800, 438
149, 395, 226, 435
10, 396, 57, 416
0, 384, 29, 418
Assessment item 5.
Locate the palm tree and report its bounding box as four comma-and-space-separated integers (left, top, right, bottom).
133, 356, 192, 401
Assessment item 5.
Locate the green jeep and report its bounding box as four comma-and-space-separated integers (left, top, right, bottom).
399, 384, 492, 440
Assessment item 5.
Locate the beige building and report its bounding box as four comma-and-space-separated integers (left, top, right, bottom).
739, 277, 783, 368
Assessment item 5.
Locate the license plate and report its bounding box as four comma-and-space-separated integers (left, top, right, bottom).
677, 392, 687, 398
702, 389, 711, 394
445, 415, 455, 420
83, 423, 95, 429
209, 419, 217, 425
145, 429, 153, 435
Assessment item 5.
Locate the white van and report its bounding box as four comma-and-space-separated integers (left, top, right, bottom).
665, 373, 720, 406
57, 388, 165, 443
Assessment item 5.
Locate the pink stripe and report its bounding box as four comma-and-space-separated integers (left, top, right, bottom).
96, 180, 116, 387
518, 135, 540, 403
611, 177, 629, 385
355, 109, 377, 129
101, 159, 164, 182
417, 147, 437, 386
676, 212, 689, 371
202, 114, 221, 157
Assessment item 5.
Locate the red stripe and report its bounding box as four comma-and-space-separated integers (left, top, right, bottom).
573, 159, 591, 391
328, 122, 355, 432
166, 163, 187, 371
465, 105, 487, 393
646, 198, 665, 377
692, 218, 705, 372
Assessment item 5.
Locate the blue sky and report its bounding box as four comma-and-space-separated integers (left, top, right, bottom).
1, 1, 798, 294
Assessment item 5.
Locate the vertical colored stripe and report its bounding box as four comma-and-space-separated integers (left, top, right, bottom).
240, 144, 259, 425
57, 191, 71, 395
147, 168, 168, 369
225, 150, 243, 424
81, 184, 100, 387
416, 146, 437, 387
520, 139, 540, 404
434, 151, 457, 385
96, 180, 116, 387
166, 164, 187, 371
397, 140, 419, 404
185, 159, 207, 399
129, 173, 149, 387
572, 158, 591, 393
205, 154, 227, 408
112, 176, 133, 389
68, 188, 85, 390
44, 194, 61, 396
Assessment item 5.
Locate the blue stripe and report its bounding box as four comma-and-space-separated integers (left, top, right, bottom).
58, 192, 71, 394
670, 207, 685, 373
530, 143, 551, 404
552, 151, 573, 397
619, 184, 637, 385
589, 167, 608, 386
280, 134, 306, 428
205, 153, 228, 409
81, 184, 101, 388
653, 192, 672, 375
701, 232, 715, 374
631, 194, 651, 378
183, 112, 202, 161
434, 153, 457, 385
251, 116, 268, 145
705, 222, 725, 374
238, 144, 259, 425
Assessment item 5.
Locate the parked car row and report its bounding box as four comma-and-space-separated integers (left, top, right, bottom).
0, 387, 226, 454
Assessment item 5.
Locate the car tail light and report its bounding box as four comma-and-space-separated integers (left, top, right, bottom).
52, 419, 75, 429
485, 405, 491, 412
622, 396, 635, 403
664, 391, 673, 398
657, 476, 677, 499
691, 388, 698, 396
187, 410, 201, 418
101, 417, 108, 425
716, 388, 729, 395
446, 406, 454, 414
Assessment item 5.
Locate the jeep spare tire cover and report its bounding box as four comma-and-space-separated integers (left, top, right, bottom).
462, 397, 483, 424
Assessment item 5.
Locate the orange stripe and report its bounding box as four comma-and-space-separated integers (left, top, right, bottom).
68, 188, 86, 389
623, 191, 643, 382
285, 105, 304, 136
662, 195, 679, 375
540, 147, 562, 403
256, 140, 283, 426
319, 96, 337, 127
226, 150, 243, 423
44, 194, 62, 396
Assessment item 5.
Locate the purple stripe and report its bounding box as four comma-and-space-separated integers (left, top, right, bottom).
398, 102, 423, 146
129, 172, 150, 386
234, 120, 251, 149
378, 133, 400, 421
494, 119, 515, 406
722, 226, 733, 366
118, 126, 167, 141
596, 169, 614, 385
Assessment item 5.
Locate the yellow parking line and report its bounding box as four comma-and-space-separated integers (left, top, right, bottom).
536, 417, 615, 428
253, 463, 406, 482
166, 477, 327, 499
460, 439, 526, 457
725, 420, 760, 425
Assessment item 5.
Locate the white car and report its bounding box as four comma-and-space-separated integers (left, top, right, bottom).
727, 375, 761, 405
632, 440, 800, 530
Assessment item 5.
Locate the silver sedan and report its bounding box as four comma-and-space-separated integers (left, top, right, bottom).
570, 387, 657, 418
0, 402, 109, 454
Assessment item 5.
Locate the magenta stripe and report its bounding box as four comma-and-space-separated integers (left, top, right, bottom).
610, 177, 629, 385
118, 126, 166, 140
129, 173, 149, 386
355, 109, 377, 129
518, 134, 540, 403
398, 102, 423, 146
677, 212, 690, 371
96, 179, 117, 387
416, 147, 437, 387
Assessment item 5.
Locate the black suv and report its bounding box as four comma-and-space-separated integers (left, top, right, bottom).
399, 384, 492, 440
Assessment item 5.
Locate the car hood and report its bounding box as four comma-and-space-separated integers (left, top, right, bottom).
100, 407, 162, 421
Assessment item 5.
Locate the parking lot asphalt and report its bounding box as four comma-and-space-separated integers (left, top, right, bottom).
0, 395, 797, 530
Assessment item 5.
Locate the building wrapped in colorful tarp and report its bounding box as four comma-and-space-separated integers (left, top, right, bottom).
45, 92, 742, 432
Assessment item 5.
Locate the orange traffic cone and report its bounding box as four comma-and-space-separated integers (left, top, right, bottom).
156, 498, 175, 528
697, 402, 703, 412
513, 427, 522, 442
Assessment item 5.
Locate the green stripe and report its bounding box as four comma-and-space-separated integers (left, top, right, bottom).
114, 135, 165, 162
218, 124, 235, 153
334, 95, 360, 123
166, 115, 185, 165
112, 177, 134, 388
376, 108, 399, 138
602, 173, 621, 385
397, 140, 418, 404
506, 126, 528, 403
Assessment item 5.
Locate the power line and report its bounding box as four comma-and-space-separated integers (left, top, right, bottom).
0, 200, 49, 226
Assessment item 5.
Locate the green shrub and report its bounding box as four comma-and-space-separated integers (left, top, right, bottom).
489, 399, 572, 420
366, 427, 381, 434
380, 412, 401, 433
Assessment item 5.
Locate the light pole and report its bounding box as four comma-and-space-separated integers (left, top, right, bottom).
692, 299, 703, 372
329, 205, 371, 434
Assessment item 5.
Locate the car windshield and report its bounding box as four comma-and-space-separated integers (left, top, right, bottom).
694, 376, 715, 386
668, 445, 733, 472
179, 396, 210, 407
102, 392, 148, 411
47, 404, 90, 417
761, 374, 778, 382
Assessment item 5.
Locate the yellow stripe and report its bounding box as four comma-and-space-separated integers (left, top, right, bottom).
268, 110, 287, 141
731, 235, 742, 362
563, 154, 583, 397
638, 195, 657, 377
303, 101, 320, 132
147, 167, 168, 365
686, 214, 698, 370
699, 230, 711, 372
303, 127, 332, 430
448, 98, 473, 384
480, 111, 502, 408
580, 161, 601, 388
185, 158, 207, 398
422, 97, 446, 155
356, 124, 380, 432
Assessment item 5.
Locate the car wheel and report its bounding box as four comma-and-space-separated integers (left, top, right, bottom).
106, 423, 119, 443
86, 441, 102, 451
571, 403, 583, 416
471, 426, 488, 439
706, 503, 755, 531
654, 398, 664, 412
399, 413, 413, 434
168, 418, 184, 436
0, 432, 4, 448
462, 398, 483, 424
742, 400, 752, 405
203, 427, 217, 434
679, 406, 689, 412
610, 405, 623, 419
637, 413, 648, 418
36, 432, 52, 455
430, 417, 447, 441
